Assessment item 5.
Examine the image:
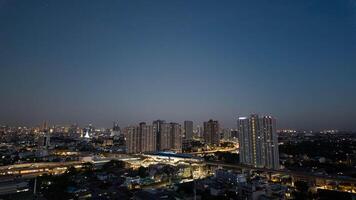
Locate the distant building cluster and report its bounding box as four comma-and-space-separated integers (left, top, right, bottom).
125, 119, 228, 154
125, 120, 184, 154
0, 114, 281, 170
2, 115, 356, 199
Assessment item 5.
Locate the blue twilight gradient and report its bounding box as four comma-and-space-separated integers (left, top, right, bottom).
0, 0, 356, 130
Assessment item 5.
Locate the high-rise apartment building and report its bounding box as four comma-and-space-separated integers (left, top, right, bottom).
170, 122, 182, 153
126, 126, 140, 154
203, 119, 220, 145
153, 120, 165, 150
126, 121, 182, 154
157, 122, 182, 152
238, 114, 279, 169
159, 123, 171, 151
126, 123, 156, 154
184, 121, 193, 140
140, 122, 156, 153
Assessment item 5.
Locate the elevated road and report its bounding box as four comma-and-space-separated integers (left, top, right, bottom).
1, 156, 355, 186
186, 147, 238, 155
205, 161, 356, 184
0, 155, 139, 179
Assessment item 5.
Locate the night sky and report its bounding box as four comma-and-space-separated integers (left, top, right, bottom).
1, 0, 356, 130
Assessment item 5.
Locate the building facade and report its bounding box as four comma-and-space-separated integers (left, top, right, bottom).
170, 123, 182, 153
126, 126, 140, 154
126, 121, 182, 153
153, 120, 165, 151
238, 114, 279, 169
126, 123, 157, 154
140, 122, 156, 153
157, 122, 182, 153
184, 121, 193, 140
203, 119, 220, 145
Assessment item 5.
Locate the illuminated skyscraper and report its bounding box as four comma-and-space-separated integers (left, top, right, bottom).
203, 119, 220, 145
238, 114, 279, 169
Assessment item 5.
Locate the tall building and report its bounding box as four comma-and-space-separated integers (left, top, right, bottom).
126, 126, 140, 154
140, 122, 156, 153
153, 120, 165, 150
37, 130, 51, 150
41, 121, 48, 132
203, 119, 220, 145
222, 128, 232, 141
69, 123, 80, 138
196, 125, 203, 139
238, 114, 279, 169
170, 123, 182, 153
157, 122, 182, 152
111, 121, 121, 137
159, 123, 171, 151
125, 121, 182, 154
126, 123, 157, 154
184, 121, 193, 140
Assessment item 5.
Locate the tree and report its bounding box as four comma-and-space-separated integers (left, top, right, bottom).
293, 181, 309, 200
138, 166, 148, 178
39, 174, 73, 200
102, 160, 125, 171
66, 166, 78, 176
82, 162, 94, 175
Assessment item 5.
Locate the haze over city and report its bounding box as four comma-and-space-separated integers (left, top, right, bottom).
1, 0, 356, 130
1, 1, 356, 200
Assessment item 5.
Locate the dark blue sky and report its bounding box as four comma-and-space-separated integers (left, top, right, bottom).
1, 0, 356, 130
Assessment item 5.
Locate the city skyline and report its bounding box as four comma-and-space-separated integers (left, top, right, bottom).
0, 117, 347, 133
0, 1, 355, 199
1, 0, 356, 130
